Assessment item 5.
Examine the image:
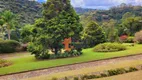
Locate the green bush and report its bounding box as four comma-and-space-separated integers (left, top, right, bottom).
64, 77, 69, 80
94, 43, 127, 52
30, 49, 83, 59
73, 77, 79, 80
51, 77, 58, 80
100, 73, 108, 77
0, 40, 21, 53
81, 74, 101, 79
70, 67, 139, 80
48, 50, 82, 59
125, 37, 134, 43
128, 67, 138, 72
121, 37, 134, 43
107, 68, 126, 76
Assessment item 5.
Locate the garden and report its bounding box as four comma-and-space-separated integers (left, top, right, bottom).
0, 0, 142, 80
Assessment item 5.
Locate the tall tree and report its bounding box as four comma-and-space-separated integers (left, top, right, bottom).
119, 16, 142, 36
82, 21, 106, 48
102, 19, 119, 42
29, 0, 83, 58
0, 16, 4, 39
1, 11, 17, 40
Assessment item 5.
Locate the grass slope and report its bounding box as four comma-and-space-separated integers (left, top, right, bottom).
0, 44, 142, 75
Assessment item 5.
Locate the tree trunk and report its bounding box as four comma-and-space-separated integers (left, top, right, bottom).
7, 28, 11, 40
54, 47, 58, 55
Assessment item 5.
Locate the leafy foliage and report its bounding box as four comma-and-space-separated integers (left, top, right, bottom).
0, 10, 17, 40
80, 4, 142, 23
82, 21, 106, 48
0, 0, 42, 26
28, 0, 83, 59
21, 24, 34, 43
80, 4, 142, 38
94, 43, 126, 52
119, 16, 142, 36
102, 19, 119, 42
0, 40, 20, 53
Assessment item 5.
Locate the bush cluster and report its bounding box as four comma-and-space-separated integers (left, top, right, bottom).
94, 43, 127, 52
51, 67, 139, 80
0, 59, 12, 68
125, 37, 134, 43
0, 40, 21, 53
36, 50, 83, 59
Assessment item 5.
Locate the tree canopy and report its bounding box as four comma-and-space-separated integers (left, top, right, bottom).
82, 21, 106, 48
28, 0, 83, 59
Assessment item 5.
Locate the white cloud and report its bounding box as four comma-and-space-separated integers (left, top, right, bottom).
71, 0, 85, 7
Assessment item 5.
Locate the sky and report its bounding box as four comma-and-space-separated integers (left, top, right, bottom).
36, 0, 142, 9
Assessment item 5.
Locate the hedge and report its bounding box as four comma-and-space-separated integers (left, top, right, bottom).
0, 40, 21, 53
94, 43, 127, 52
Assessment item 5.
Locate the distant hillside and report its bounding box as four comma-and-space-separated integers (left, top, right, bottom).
80, 5, 142, 23
0, 0, 42, 26
74, 7, 96, 14
1, 0, 141, 26
0, 0, 96, 26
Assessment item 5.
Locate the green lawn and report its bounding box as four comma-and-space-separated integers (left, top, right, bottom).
0, 44, 142, 75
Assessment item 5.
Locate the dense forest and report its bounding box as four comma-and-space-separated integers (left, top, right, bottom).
0, 0, 96, 26
0, 0, 42, 26
0, 0, 142, 43
80, 4, 142, 23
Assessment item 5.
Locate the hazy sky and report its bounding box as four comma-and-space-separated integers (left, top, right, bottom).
37, 0, 142, 9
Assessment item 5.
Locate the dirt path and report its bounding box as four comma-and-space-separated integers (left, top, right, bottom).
0, 52, 30, 59
0, 54, 142, 80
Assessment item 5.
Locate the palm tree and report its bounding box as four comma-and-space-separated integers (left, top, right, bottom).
1, 10, 16, 40
0, 15, 5, 39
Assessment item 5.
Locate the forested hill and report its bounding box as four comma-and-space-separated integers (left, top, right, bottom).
0, 0, 42, 26
0, 0, 96, 26
0, 0, 142, 26
75, 7, 96, 14
80, 5, 142, 23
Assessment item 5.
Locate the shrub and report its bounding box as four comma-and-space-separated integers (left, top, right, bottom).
48, 50, 82, 59
30, 49, 83, 60
81, 74, 101, 79
107, 68, 126, 76
128, 67, 138, 72
126, 37, 134, 43
73, 77, 79, 80
100, 73, 108, 77
135, 31, 142, 44
51, 77, 58, 80
0, 59, 12, 68
94, 43, 127, 52
64, 77, 69, 80
119, 35, 128, 42
0, 40, 21, 53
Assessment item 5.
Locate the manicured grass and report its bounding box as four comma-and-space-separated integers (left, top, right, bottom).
0, 44, 142, 75
26, 60, 142, 80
